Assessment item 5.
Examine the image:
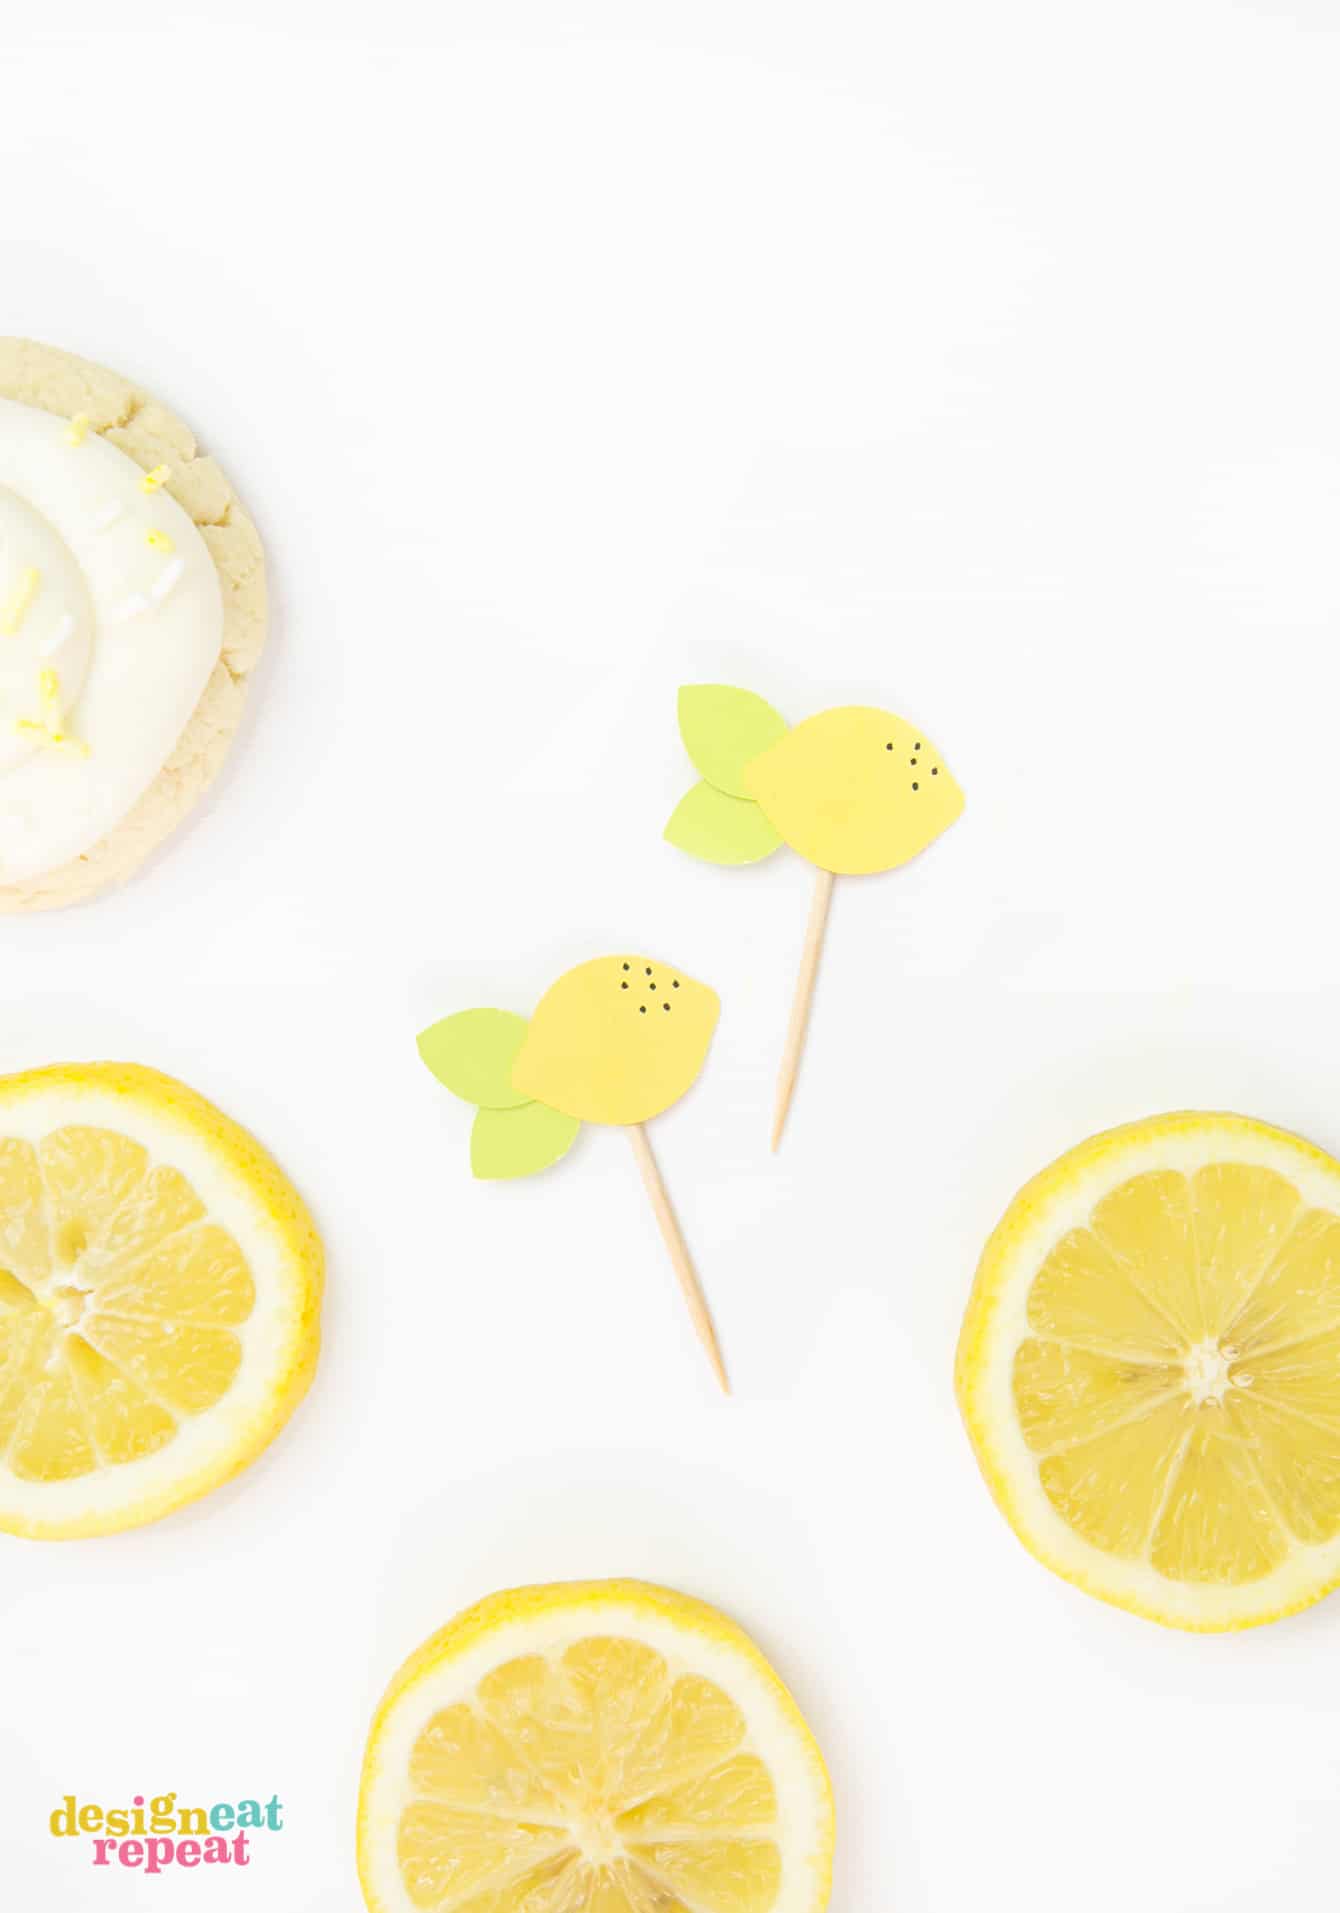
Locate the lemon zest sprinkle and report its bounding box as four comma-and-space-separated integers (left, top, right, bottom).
146, 528, 175, 554
65, 412, 91, 447
140, 465, 171, 493
0, 568, 41, 637
15, 667, 89, 756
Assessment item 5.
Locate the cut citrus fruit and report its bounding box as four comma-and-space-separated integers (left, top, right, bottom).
956, 1111, 1340, 1629
358, 1581, 834, 1913
0, 1062, 322, 1538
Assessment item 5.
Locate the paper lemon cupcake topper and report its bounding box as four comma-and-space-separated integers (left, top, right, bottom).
666, 685, 964, 1146
418, 956, 730, 1389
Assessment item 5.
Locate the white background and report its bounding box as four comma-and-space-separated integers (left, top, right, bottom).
3, 1, 1340, 1907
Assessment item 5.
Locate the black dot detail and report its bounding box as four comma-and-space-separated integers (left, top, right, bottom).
621, 982, 628, 990
622, 962, 630, 971
672, 980, 679, 988
931, 767, 939, 776
912, 782, 919, 791
649, 983, 657, 991
639, 1005, 647, 1014
915, 741, 922, 749
662, 1002, 671, 1011
885, 742, 893, 751
644, 967, 652, 976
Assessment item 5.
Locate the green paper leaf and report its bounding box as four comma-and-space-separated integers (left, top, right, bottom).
664, 780, 784, 865
677, 684, 788, 797
471, 1102, 581, 1179
417, 1009, 531, 1108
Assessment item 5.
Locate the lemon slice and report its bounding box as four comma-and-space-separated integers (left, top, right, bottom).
0, 1062, 322, 1538
358, 1581, 835, 1913
956, 1111, 1340, 1630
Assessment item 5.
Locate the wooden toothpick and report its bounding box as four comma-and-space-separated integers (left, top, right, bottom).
627, 1122, 730, 1393
771, 866, 835, 1151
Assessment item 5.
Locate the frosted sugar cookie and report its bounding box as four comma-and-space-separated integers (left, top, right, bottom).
0, 338, 266, 911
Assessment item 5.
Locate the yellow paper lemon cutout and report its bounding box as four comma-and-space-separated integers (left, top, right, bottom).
511, 955, 720, 1126
743, 705, 964, 876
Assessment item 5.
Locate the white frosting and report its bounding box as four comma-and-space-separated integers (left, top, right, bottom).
0, 399, 223, 883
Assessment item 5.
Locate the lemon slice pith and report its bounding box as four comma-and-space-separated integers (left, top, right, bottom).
956, 1111, 1340, 1630
0, 1063, 322, 1539
358, 1582, 835, 1913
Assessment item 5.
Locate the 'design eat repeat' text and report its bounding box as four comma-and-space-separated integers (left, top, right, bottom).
50, 1792, 283, 1872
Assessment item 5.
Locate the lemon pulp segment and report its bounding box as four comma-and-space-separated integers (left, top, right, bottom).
400, 1640, 779, 1910
0, 1128, 251, 1481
